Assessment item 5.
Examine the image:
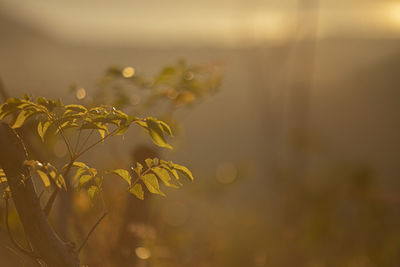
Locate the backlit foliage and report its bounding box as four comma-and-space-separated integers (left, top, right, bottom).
0, 95, 193, 200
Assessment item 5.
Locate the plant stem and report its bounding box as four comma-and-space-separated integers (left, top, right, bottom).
76, 128, 118, 158
51, 116, 75, 160
77, 129, 94, 154
77, 212, 108, 254
74, 129, 82, 152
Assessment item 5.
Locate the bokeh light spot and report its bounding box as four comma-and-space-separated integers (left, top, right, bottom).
122, 66, 135, 78
184, 71, 194, 81
135, 247, 151, 260
75, 88, 87, 100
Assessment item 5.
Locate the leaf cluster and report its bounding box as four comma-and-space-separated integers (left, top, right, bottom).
0, 96, 173, 150
0, 95, 194, 201
110, 158, 194, 200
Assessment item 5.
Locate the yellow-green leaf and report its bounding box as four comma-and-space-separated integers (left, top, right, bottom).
72, 162, 88, 168
98, 129, 106, 140
56, 174, 67, 190
110, 169, 131, 185
152, 167, 178, 188
159, 120, 173, 136
36, 170, 51, 187
141, 173, 165, 196
146, 118, 173, 149
129, 183, 144, 200
73, 168, 87, 183
145, 158, 153, 168
12, 110, 32, 129
37, 120, 52, 142
172, 163, 194, 181
87, 185, 99, 201
79, 175, 92, 188
65, 104, 87, 112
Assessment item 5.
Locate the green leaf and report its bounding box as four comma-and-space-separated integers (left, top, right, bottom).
135, 120, 148, 129
65, 104, 87, 112
78, 175, 92, 189
37, 120, 52, 142
113, 109, 129, 119
62, 161, 87, 171
152, 167, 179, 188
36, 170, 51, 187
72, 162, 88, 168
141, 173, 165, 196
146, 118, 173, 149
73, 168, 87, 183
135, 162, 143, 175
87, 185, 99, 201
129, 184, 144, 200
114, 124, 130, 136
56, 174, 67, 190
110, 169, 131, 185
172, 163, 194, 181
12, 110, 33, 129
159, 120, 173, 136
145, 158, 153, 168
56, 121, 79, 133
87, 168, 98, 177
36, 97, 48, 106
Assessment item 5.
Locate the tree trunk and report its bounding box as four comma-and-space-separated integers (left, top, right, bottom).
0, 123, 80, 267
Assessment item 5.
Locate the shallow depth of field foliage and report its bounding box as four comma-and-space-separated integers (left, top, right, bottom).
0, 61, 221, 267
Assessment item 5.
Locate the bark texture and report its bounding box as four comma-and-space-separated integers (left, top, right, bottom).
0, 123, 80, 267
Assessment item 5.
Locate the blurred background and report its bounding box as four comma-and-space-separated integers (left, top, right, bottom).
0, 0, 400, 266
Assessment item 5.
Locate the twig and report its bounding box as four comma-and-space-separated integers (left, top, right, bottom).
43, 188, 59, 216
74, 129, 82, 152
77, 212, 108, 254
78, 129, 94, 154
4, 198, 39, 259
76, 128, 118, 158
43, 127, 116, 216
54, 118, 75, 160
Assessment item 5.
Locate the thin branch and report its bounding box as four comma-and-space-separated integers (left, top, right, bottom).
43, 127, 116, 215
77, 212, 108, 254
55, 120, 75, 160
74, 129, 82, 152
43, 188, 59, 216
77, 129, 94, 154
76, 128, 118, 158
4, 198, 39, 259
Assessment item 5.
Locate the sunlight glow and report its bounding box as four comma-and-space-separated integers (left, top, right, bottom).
387, 3, 400, 27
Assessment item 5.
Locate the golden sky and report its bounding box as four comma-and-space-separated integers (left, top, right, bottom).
1, 0, 400, 46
